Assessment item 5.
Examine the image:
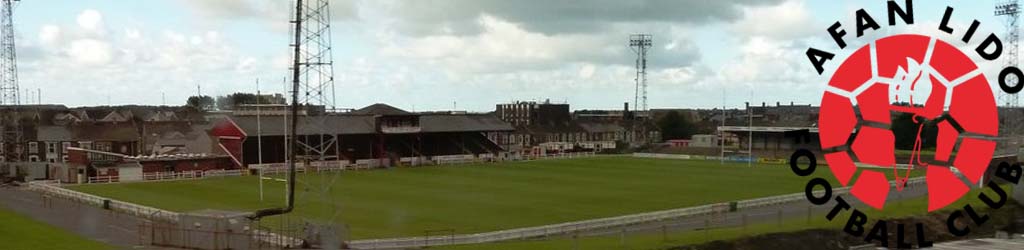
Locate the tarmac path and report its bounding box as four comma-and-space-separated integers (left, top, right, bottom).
0, 186, 160, 249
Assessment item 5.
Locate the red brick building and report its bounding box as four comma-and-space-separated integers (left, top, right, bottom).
132, 155, 234, 173
63, 147, 236, 183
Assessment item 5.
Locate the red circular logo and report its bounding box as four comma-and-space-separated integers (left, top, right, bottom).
818, 34, 998, 212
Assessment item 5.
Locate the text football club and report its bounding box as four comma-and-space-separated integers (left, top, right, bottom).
794, 0, 1024, 248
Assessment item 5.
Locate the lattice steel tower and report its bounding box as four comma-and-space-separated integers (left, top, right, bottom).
997, 0, 1020, 107
291, 1, 346, 244
0, 0, 20, 165
630, 34, 652, 112
252, 0, 342, 234
293, 0, 338, 162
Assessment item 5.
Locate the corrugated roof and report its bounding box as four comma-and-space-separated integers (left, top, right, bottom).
37, 126, 72, 141
420, 114, 513, 132
521, 122, 587, 134
229, 113, 513, 136
143, 122, 202, 140
229, 115, 376, 136
577, 122, 625, 133
70, 122, 140, 141
350, 103, 411, 115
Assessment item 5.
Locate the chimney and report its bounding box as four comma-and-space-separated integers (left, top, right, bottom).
745, 102, 749, 109
791, 101, 794, 105
762, 102, 766, 107
776, 101, 780, 106
624, 102, 630, 112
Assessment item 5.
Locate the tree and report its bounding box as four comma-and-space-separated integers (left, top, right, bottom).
890, 113, 949, 150
186, 95, 215, 111
657, 111, 695, 141
891, 113, 916, 150
216, 92, 287, 110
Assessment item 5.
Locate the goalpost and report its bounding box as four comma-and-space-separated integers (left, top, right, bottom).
257, 165, 288, 203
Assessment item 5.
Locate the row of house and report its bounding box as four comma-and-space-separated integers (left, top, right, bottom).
1, 101, 659, 183
0, 105, 216, 182
651, 102, 1024, 164
496, 101, 659, 154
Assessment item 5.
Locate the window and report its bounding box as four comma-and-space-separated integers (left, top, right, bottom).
79, 141, 93, 150
28, 142, 38, 154
47, 142, 57, 154
62, 142, 71, 154
95, 142, 110, 152
28, 155, 39, 162
48, 158, 56, 163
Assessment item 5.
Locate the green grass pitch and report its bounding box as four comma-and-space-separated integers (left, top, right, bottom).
69, 156, 919, 240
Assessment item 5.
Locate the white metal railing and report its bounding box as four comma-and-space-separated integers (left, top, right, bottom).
396, 152, 599, 166
259, 165, 347, 175
433, 154, 477, 165
29, 181, 302, 248
633, 153, 694, 160
246, 153, 601, 173
736, 177, 926, 209
86, 169, 246, 184
40, 154, 926, 249
346, 176, 928, 249
534, 152, 597, 160
28, 181, 180, 223
381, 126, 422, 134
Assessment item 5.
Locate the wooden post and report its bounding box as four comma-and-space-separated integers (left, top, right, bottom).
620, 228, 626, 250
777, 208, 783, 227
742, 213, 748, 233
661, 224, 668, 242
806, 205, 813, 224
704, 219, 710, 241
573, 233, 579, 250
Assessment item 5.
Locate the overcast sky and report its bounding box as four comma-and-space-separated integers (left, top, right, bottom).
12, 0, 1008, 111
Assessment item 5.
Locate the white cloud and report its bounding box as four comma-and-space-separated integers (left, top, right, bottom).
731, 0, 816, 40
380, 14, 699, 76
179, 0, 358, 33
713, 36, 813, 88
76, 9, 104, 32
22, 9, 271, 107
384, 0, 785, 36
67, 39, 112, 65
123, 28, 141, 40
655, 66, 703, 85
38, 25, 61, 46
578, 64, 596, 79
236, 57, 257, 72
380, 15, 598, 74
